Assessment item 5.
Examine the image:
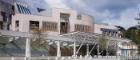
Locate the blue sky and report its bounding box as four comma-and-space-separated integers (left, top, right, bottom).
30, 0, 140, 29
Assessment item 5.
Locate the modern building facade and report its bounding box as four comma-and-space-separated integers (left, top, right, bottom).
11, 8, 94, 35
0, 0, 94, 35
0, 0, 138, 59
0, 0, 94, 57
94, 23, 122, 38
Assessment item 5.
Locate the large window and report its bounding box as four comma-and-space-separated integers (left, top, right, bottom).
60, 13, 70, 22
29, 21, 39, 31
42, 22, 58, 32
60, 13, 70, 34
101, 28, 119, 37
75, 24, 91, 32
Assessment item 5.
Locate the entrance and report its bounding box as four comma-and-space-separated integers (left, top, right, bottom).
60, 13, 70, 34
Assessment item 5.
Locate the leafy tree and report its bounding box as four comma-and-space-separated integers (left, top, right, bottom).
134, 29, 140, 53
125, 27, 140, 53
115, 26, 140, 54
98, 36, 109, 55
31, 29, 48, 51
98, 36, 108, 50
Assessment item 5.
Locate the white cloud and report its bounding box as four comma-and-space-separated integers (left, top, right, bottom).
71, 0, 140, 29
74, 0, 83, 4
102, 5, 139, 29
32, 0, 140, 28
44, 0, 69, 9
41, 0, 113, 21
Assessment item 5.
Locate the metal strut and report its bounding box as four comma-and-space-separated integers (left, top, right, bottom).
76, 38, 86, 54
89, 43, 97, 55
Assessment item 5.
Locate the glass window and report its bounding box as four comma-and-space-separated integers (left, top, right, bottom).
29, 21, 39, 31
19, 5, 23, 14
77, 14, 82, 20
17, 4, 21, 13
15, 20, 19, 27
23, 7, 27, 14
75, 24, 91, 32
42, 22, 58, 32
15, 20, 19, 31
21, 6, 25, 14
16, 4, 31, 14
60, 13, 70, 22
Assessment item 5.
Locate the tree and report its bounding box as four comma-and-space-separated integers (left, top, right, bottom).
132, 29, 140, 53
98, 36, 108, 50
125, 27, 140, 53
31, 29, 48, 51
98, 36, 109, 56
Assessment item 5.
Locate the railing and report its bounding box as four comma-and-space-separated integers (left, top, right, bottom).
0, 56, 119, 60
0, 56, 140, 60
120, 55, 140, 60
0, 57, 73, 60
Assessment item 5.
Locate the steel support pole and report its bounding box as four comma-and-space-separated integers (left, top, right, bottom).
57, 41, 61, 57
86, 44, 89, 56
116, 42, 118, 58
76, 43, 83, 55
97, 44, 100, 57
89, 44, 96, 55
106, 41, 109, 57
73, 42, 76, 57
25, 38, 31, 60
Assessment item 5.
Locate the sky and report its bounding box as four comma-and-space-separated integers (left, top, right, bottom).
29, 0, 140, 29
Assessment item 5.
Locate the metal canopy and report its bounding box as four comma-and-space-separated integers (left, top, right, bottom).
61, 32, 131, 45
0, 30, 134, 58
0, 30, 130, 45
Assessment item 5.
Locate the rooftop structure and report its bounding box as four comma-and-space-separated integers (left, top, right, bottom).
94, 24, 122, 38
